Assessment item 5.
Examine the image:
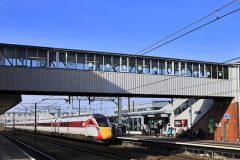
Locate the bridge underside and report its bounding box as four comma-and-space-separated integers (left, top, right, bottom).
0, 66, 236, 114
0, 90, 234, 99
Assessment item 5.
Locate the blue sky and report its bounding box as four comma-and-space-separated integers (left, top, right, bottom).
1, 0, 239, 114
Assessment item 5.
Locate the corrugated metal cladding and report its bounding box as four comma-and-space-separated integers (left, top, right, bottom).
0, 66, 236, 98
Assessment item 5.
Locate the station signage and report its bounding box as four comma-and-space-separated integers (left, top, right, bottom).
174, 119, 188, 127
161, 114, 168, 117
208, 116, 214, 135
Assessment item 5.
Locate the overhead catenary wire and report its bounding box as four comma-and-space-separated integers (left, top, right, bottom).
35, 1, 238, 105
80, 8, 240, 103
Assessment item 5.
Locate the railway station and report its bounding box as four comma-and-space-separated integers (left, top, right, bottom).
0, 42, 239, 159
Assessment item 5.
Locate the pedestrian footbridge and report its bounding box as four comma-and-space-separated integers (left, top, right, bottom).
0, 43, 239, 113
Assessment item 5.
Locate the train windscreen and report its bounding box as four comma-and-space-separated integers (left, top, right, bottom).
93, 114, 110, 127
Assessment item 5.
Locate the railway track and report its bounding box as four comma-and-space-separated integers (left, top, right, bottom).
1, 130, 140, 160
1, 129, 212, 160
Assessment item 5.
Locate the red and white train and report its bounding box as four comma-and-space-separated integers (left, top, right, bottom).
6, 114, 112, 143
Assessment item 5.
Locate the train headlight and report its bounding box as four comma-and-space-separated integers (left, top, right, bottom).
96, 127, 101, 131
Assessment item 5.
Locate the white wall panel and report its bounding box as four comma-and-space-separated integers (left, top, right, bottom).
0, 66, 236, 98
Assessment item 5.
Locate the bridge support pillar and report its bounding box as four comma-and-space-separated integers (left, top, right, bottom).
0, 94, 22, 114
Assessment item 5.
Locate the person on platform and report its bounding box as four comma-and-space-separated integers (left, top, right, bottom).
197, 128, 203, 139
166, 123, 170, 136
112, 122, 115, 135
184, 127, 190, 138
176, 127, 183, 138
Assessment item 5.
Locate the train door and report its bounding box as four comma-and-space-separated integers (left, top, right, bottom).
51, 121, 53, 132
57, 121, 59, 132
67, 120, 69, 134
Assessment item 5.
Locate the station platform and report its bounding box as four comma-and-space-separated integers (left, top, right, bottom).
114, 134, 240, 151
0, 134, 34, 160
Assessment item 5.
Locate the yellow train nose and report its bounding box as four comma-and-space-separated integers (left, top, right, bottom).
99, 127, 112, 140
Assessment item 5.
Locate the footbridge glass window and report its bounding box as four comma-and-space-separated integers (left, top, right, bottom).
104, 55, 112, 72
187, 63, 192, 77
87, 54, 94, 70
77, 53, 85, 70
212, 66, 217, 79
206, 65, 211, 78
38, 50, 47, 68
137, 58, 143, 74
49, 51, 57, 68
174, 62, 179, 75
200, 64, 204, 77
58, 52, 66, 68
67, 52, 76, 69
121, 57, 128, 72
159, 60, 165, 75
112, 56, 120, 72
224, 66, 228, 79
95, 55, 103, 71
181, 62, 185, 75
27, 49, 37, 67
129, 58, 136, 73
145, 59, 150, 73
167, 61, 172, 75
193, 63, 199, 77
218, 66, 223, 79
152, 59, 158, 74
16, 48, 26, 66
0, 47, 4, 65
5, 47, 16, 66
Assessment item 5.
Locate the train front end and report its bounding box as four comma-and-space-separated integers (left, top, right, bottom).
93, 114, 112, 142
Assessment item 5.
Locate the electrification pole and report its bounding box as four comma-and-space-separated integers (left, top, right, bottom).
35, 103, 37, 143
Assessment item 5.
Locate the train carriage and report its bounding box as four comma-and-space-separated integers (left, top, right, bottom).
37, 119, 54, 134
15, 121, 25, 130
25, 121, 35, 131
9, 114, 112, 143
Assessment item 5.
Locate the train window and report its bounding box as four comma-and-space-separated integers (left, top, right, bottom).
93, 114, 110, 127
89, 120, 94, 125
